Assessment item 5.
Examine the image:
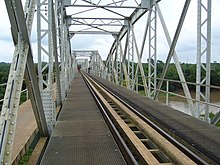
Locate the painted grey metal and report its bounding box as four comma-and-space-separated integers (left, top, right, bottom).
65, 4, 147, 9
0, 35, 29, 165
37, 0, 56, 134
196, 0, 212, 122
132, 10, 152, 93
0, 0, 49, 163
69, 31, 119, 35
113, 35, 121, 85
211, 111, 220, 125
22, 0, 49, 137
148, 5, 157, 98
104, 2, 155, 92
131, 26, 148, 94
154, 0, 191, 100
73, 50, 104, 78
127, 21, 134, 89
155, 4, 195, 116
1, 0, 218, 162
57, 0, 65, 101
51, 0, 62, 107
24, 55, 49, 137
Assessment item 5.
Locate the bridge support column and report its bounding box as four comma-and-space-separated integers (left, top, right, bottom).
196, 0, 212, 122
37, 0, 59, 133
126, 21, 135, 90
90, 51, 105, 78
148, 5, 157, 98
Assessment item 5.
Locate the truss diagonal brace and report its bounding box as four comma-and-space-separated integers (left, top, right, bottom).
0, 0, 49, 163
154, 0, 191, 100
156, 3, 195, 116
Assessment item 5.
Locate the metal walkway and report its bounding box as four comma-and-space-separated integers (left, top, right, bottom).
40, 75, 126, 164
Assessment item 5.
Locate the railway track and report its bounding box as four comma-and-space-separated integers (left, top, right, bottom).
82, 72, 210, 165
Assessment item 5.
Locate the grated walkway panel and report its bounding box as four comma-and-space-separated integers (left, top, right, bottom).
40, 75, 126, 165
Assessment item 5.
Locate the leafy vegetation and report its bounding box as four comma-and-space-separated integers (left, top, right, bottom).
0, 62, 27, 110
200, 112, 220, 127
0, 63, 10, 110
135, 60, 220, 91
1, 61, 220, 113
18, 148, 33, 165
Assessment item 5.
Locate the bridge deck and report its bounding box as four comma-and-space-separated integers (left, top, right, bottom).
91, 74, 220, 164
40, 74, 126, 164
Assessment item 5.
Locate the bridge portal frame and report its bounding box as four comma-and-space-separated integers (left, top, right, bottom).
0, 0, 218, 163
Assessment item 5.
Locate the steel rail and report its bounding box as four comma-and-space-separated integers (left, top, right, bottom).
82, 73, 137, 164
85, 73, 210, 165
83, 73, 196, 164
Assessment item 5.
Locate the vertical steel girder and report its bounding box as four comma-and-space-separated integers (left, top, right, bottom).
110, 34, 124, 86
196, 0, 212, 122
127, 22, 134, 89
37, 0, 56, 133
71, 53, 77, 80
133, 9, 152, 94
117, 40, 123, 85
90, 52, 105, 77
112, 51, 119, 85
148, 5, 157, 98
113, 35, 122, 85
51, 0, 62, 107
108, 52, 114, 82
65, 33, 74, 87
120, 40, 129, 88
57, 0, 69, 101
0, 0, 49, 163
57, 0, 65, 100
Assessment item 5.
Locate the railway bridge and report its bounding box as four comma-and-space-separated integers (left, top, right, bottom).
0, 0, 220, 164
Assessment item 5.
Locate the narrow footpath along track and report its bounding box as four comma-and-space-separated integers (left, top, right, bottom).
82, 72, 212, 165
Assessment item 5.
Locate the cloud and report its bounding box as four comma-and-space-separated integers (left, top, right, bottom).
0, 40, 14, 62
0, 0, 219, 64
71, 34, 114, 59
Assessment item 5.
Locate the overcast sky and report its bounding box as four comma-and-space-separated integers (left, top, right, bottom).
0, 0, 219, 63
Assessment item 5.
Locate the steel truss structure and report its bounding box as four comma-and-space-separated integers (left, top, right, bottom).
0, 0, 49, 163
73, 50, 105, 78
0, 0, 218, 163
196, 0, 212, 122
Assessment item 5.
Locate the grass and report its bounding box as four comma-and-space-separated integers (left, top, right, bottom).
18, 148, 33, 165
